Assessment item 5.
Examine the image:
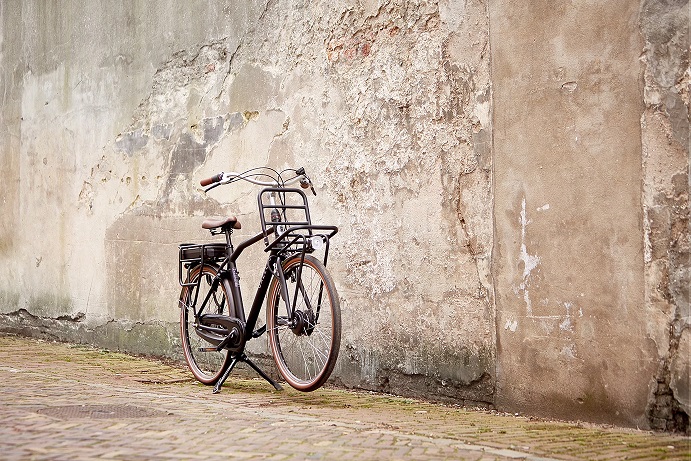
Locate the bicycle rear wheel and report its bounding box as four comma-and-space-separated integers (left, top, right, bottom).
266, 254, 341, 391
179, 264, 233, 384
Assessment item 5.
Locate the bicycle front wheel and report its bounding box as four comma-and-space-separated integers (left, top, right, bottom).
179, 264, 233, 384
266, 254, 341, 391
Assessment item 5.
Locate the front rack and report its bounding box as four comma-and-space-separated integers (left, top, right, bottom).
258, 187, 338, 262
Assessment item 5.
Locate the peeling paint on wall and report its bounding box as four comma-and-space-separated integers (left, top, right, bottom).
42, 0, 495, 404
640, 0, 690, 433
517, 197, 540, 316
2, 0, 688, 431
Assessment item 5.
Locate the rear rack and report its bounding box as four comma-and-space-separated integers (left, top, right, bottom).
178, 243, 227, 287
258, 188, 338, 262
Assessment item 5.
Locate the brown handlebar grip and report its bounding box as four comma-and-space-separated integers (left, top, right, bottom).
200, 173, 223, 187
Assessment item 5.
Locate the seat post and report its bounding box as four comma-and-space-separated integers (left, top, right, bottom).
224, 227, 234, 258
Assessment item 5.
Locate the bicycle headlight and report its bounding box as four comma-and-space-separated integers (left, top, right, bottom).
310, 236, 325, 250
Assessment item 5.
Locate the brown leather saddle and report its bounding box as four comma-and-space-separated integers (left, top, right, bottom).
201, 216, 242, 230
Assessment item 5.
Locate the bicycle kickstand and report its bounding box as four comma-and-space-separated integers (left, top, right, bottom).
213, 356, 239, 394
242, 354, 283, 391
212, 354, 283, 394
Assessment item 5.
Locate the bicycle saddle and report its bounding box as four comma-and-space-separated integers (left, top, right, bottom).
201, 216, 242, 230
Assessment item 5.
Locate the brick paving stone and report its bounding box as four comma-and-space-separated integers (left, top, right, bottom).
0, 334, 689, 461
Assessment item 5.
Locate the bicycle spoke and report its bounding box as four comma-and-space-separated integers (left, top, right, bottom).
278, 331, 327, 381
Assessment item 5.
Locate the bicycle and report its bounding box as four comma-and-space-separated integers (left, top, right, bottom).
177, 167, 341, 393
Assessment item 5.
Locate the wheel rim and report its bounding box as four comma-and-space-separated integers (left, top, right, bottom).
268, 257, 338, 390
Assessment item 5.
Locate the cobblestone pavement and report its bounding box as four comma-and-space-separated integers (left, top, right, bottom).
0, 334, 688, 460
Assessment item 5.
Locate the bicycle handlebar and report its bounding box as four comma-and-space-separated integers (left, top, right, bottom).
200, 167, 316, 195
200, 173, 224, 187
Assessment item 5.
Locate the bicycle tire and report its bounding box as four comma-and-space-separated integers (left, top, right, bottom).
266, 254, 341, 391
179, 264, 233, 384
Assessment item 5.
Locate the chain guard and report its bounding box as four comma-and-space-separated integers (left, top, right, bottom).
195, 314, 246, 353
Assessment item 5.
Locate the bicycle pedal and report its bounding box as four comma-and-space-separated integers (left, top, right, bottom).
197, 347, 217, 352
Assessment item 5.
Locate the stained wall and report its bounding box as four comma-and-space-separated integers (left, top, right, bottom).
0, 0, 495, 406
0, 0, 687, 430
489, 0, 688, 430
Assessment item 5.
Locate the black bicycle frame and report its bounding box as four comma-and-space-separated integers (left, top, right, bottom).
181, 184, 338, 392
192, 227, 298, 339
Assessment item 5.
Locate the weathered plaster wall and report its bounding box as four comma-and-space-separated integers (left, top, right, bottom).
489, 0, 688, 431
1, 0, 270, 356
1, 0, 688, 430
490, 0, 663, 428
0, 0, 495, 405
314, 0, 495, 402
640, 0, 690, 432
0, 2, 22, 315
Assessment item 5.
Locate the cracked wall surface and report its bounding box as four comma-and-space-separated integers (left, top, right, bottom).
0, 0, 495, 406
640, 0, 690, 432
0, 0, 688, 430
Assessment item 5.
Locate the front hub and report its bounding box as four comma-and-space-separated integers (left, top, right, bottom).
290, 309, 315, 336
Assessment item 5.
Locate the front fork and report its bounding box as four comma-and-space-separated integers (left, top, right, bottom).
274, 255, 319, 332
275, 257, 294, 323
